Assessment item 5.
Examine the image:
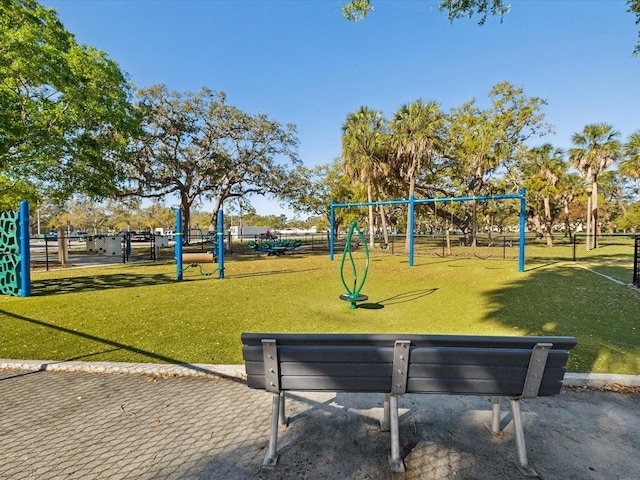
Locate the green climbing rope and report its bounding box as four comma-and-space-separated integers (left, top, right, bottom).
339, 221, 370, 309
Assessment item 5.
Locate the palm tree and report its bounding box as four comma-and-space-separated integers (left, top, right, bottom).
619, 130, 640, 197
341, 106, 388, 246
521, 144, 566, 246
568, 123, 621, 249
389, 100, 444, 251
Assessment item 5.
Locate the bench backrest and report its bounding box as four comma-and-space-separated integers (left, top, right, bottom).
242, 333, 577, 398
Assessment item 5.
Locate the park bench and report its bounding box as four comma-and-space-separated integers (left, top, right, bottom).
241, 332, 577, 476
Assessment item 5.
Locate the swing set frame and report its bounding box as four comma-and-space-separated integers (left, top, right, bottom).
329, 189, 527, 272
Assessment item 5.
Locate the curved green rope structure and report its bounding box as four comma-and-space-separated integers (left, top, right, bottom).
180, 261, 221, 277
339, 221, 370, 309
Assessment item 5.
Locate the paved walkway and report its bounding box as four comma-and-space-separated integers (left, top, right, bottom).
1, 363, 639, 480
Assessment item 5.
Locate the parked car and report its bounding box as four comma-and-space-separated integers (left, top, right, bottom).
257, 232, 278, 240
130, 231, 153, 242
70, 231, 89, 240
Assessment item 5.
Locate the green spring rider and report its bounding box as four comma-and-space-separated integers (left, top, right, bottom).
339, 221, 369, 309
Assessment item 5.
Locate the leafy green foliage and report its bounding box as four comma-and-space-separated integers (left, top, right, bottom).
438, 0, 510, 25
620, 130, 640, 180
0, 175, 40, 210
288, 160, 362, 232
629, 0, 640, 55
342, 0, 373, 21
341, 106, 389, 244
617, 201, 640, 230
343, 0, 510, 24
129, 85, 300, 232
520, 144, 567, 245
0, 0, 140, 200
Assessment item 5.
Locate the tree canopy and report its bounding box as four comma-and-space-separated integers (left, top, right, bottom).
0, 0, 139, 201
315, 81, 640, 243
127, 85, 300, 232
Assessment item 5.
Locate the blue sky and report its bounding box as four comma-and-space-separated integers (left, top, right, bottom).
43, 0, 640, 217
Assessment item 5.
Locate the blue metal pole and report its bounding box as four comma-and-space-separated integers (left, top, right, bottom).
217, 209, 224, 279
409, 195, 415, 267
19, 200, 31, 297
176, 209, 183, 281
519, 188, 526, 273
329, 202, 335, 261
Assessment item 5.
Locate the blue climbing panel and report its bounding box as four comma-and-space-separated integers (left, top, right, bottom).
0, 210, 21, 296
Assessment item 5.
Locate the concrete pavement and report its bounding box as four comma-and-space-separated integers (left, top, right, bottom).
1, 362, 638, 480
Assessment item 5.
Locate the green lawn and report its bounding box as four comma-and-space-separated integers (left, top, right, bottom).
1, 252, 639, 374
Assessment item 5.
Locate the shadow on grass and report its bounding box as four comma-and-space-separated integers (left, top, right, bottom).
395, 257, 470, 268
358, 289, 438, 309
481, 263, 640, 373
229, 267, 322, 279
0, 309, 245, 381
30, 272, 176, 297
524, 261, 562, 272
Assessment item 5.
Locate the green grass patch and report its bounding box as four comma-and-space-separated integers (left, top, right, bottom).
1, 253, 639, 374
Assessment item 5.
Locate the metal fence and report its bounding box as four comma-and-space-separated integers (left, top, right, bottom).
570, 233, 637, 264
30, 234, 159, 270
634, 236, 639, 288
30, 235, 125, 270
363, 232, 637, 263
368, 233, 522, 261
31, 230, 639, 284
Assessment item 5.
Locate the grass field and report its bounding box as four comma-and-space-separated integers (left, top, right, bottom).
1, 250, 639, 374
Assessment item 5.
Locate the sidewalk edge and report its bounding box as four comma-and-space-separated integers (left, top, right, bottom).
2, 359, 640, 387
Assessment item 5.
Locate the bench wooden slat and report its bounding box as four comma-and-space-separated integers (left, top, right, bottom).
409, 347, 569, 366
281, 362, 394, 377
243, 345, 395, 363
406, 378, 564, 396
410, 364, 526, 380
244, 345, 570, 366
241, 332, 577, 350
282, 376, 394, 392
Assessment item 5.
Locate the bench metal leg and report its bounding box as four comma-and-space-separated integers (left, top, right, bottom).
509, 398, 539, 478
485, 396, 504, 438
388, 394, 405, 472
263, 393, 281, 467
279, 391, 288, 426
381, 393, 390, 431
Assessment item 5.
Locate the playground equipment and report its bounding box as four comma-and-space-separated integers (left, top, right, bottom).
0, 200, 30, 297
175, 209, 225, 280
247, 238, 303, 256
329, 189, 527, 272
339, 221, 369, 309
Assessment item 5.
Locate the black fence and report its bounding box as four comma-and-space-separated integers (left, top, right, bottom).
30, 233, 162, 270
363, 232, 636, 263
633, 236, 639, 288
30, 230, 639, 285
368, 233, 522, 261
